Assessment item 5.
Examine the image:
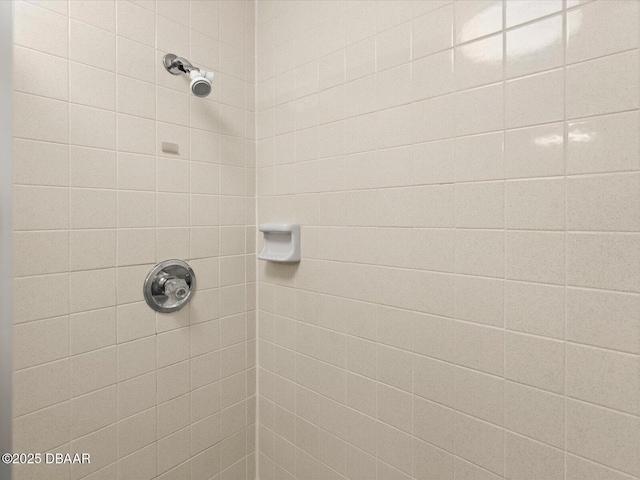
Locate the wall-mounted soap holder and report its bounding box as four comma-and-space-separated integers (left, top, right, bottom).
258, 222, 300, 263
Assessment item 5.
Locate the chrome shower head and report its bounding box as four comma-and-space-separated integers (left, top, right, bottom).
163, 53, 215, 98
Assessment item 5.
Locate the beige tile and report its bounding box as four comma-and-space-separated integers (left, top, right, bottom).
70, 188, 116, 229
69, 307, 116, 356
13, 46, 68, 101
14, 315, 69, 370
412, 4, 453, 60
12, 139, 69, 187
504, 380, 565, 448
13, 1, 68, 57
13, 273, 69, 323
117, 153, 156, 191
566, 343, 639, 415
116, 0, 155, 47
566, 454, 638, 480
117, 336, 156, 382
69, 62, 116, 112
376, 422, 412, 475
505, 123, 564, 179
454, 132, 504, 182
506, 69, 564, 129
118, 114, 156, 155
158, 394, 190, 439
118, 228, 156, 266
14, 92, 69, 143
117, 37, 155, 84
13, 402, 70, 453
376, 22, 411, 72
567, 173, 640, 232
455, 181, 504, 229
505, 281, 564, 339
70, 346, 116, 397
118, 191, 155, 228
70, 229, 116, 271
117, 75, 156, 120
70, 20, 115, 72
567, 0, 639, 64
566, 399, 640, 476
13, 231, 69, 277
14, 358, 69, 416
412, 50, 454, 101
413, 313, 454, 362
505, 432, 564, 480
506, 178, 564, 230
117, 371, 156, 421
506, 15, 563, 79
412, 94, 455, 143
505, 331, 564, 393
455, 367, 503, 426
454, 412, 503, 476
454, 83, 503, 136
455, 34, 503, 91
455, 276, 504, 328
506, 0, 562, 28
158, 327, 190, 369
413, 396, 454, 452
454, 321, 504, 376
455, 230, 504, 278
377, 383, 412, 433
69, 268, 116, 313
413, 438, 454, 480
117, 301, 155, 344
455, 0, 502, 44
70, 385, 117, 439
506, 231, 565, 285
118, 443, 156, 480
69, 146, 116, 189
567, 111, 640, 175
566, 287, 640, 354
567, 51, 639, 119
117, 407, 156, 458
567, 233, 640, 292
160, 360, 192, 403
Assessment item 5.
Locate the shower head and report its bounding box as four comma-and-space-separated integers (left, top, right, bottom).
190, 69, 214, 97
163, 53, 215, 98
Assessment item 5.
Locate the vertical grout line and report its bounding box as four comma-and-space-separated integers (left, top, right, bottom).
502, 1, 507, 479
451, 1, 457, 477
114, 0, 120, 471
67, 0, 72, 458
562, 1, 568, 479
253, 0, 261, 476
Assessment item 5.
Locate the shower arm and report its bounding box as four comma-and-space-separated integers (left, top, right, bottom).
163, 54, 199, 75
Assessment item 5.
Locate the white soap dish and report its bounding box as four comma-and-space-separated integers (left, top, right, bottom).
258, 222, 300, 263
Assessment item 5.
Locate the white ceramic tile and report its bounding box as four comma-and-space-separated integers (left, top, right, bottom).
567, 50, 639, 119
506, 15, 563, 79
455, 0, 502, 44
412, 4, 454, 60
506, 0, 562, 28
455, 83, 503, 136
455, 33, 503, 90
13, 1, 68, 58
567, 111, 640, 174
567, 0, 639, 64
505, 69, 564, 129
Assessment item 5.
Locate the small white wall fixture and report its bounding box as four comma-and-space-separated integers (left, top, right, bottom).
258, 222, 301, 263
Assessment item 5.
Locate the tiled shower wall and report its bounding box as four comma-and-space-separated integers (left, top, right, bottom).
256, 1, 640, 480
11, 0, 256, 479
